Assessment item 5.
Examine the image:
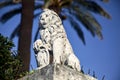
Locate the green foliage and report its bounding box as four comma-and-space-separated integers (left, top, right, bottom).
0, 34, 24, 80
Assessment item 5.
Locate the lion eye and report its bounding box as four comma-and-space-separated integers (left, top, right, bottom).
46, 14, 48, 17
41, 18, 44, 20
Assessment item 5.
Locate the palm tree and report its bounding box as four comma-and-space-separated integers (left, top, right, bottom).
0, 0, 111, 73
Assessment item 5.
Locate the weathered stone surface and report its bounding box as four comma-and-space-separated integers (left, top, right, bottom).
18, 64, 97, 80
34, 9, 81, 71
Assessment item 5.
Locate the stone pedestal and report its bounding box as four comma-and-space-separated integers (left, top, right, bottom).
18, 64, 97, 80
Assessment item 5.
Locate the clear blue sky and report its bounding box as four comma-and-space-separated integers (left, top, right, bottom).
0, 0, 120, 80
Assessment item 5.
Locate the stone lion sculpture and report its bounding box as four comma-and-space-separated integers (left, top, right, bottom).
33, 9, 81, 71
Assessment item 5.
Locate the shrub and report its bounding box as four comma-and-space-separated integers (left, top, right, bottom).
0, 34, 23, 80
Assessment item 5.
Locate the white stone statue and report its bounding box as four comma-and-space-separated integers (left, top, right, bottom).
33, 39, 50, 69
33, 9, 81, 71
65, 53, 81, 71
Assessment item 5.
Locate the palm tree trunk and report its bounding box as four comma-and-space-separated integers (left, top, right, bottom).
18, 0, 34, 72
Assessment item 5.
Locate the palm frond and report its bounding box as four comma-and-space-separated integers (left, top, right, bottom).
73, 0, 111, 19
101, 0, 109, 3
69, 6, 103, 39
68, 15, 85, 44
0, 0, 110, 45
70, 7, 94, 36
44, 0, 54, 8
0, 4, 42, 23
13, 0, 21, 3
44, 0, 49, 3
0, 8, 21, 23
10, 24, 20, 40
0, 0, 14, 8
34, 4, 43, 10
59, 0, 72, 8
